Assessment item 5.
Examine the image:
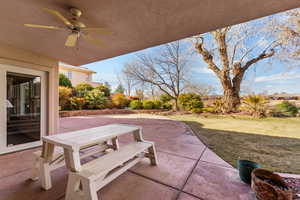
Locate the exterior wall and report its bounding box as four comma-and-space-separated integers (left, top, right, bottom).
59, 68, 92, 86
0, 42, 59, 136
59, 66, 101, 87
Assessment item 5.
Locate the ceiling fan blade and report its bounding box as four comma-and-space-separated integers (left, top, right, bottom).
65, 33, 78, 47
24, 24, 62, 30
82, 28, 112, 34
43, 8, 72, 26
82, 33, 106, 48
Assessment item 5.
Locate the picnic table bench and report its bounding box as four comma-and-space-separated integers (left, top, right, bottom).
31, 124, 158, 200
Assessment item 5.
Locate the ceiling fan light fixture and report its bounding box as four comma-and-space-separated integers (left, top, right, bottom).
65, 32, 79, 47
24, 7, 111, 48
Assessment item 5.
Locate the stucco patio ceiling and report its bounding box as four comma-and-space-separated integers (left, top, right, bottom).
1, 0, 300, 66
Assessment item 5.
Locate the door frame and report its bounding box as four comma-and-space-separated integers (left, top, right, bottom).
0, 63, 47, 154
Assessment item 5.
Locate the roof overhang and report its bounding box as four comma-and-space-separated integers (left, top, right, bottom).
1, 0, 300, 66
59, 62, 96, 74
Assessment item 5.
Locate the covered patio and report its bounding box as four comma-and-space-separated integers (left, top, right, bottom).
1, 115, 254, 200
1, 1, 300, 200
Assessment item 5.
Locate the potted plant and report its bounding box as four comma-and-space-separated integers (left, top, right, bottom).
237, 159, 261, 184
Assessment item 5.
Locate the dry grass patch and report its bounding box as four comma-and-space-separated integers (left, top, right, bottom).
171, 115, 300, 174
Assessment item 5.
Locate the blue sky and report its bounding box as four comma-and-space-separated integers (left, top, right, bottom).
82, 45, 300, 95
82, 52, 136, 89
82, 11, 300, 95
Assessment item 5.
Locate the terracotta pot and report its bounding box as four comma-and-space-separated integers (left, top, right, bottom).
251, 169, 293, 200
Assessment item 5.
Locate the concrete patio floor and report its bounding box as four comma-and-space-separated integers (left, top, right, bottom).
0, 115, 256, 200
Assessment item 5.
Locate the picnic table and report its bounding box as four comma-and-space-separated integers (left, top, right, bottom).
35, 124, 158, 200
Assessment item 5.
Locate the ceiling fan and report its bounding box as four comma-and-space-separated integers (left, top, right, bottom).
24, 7, 111, 48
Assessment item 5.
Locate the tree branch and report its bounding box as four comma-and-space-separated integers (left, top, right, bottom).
195, 37, 221, 77
123, 41, 190, 102
213, 29, 230, 73
242, 49, 275, 72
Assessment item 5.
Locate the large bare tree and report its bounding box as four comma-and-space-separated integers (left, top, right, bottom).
184, 81, 215, 96
194, 20, 280, 112
117, 66, 136, 96
278, 9, 300, 63
123, 41, 191, 110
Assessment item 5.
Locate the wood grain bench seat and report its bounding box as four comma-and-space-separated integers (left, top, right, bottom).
65, 141, 157, 200
30, 140, 118, 190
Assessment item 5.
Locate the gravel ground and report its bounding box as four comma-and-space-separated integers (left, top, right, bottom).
284, 178, 300, 199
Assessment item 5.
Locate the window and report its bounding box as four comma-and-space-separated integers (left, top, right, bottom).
67, 71, 72, 80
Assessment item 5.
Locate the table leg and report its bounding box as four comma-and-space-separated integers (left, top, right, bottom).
148, 144, 158, 166
30, 155, 40, 181
64, 149, 82, 172
40, 142, 55, 190
112, 137, 119, 150
41, 141, 55, 162
133, 128, 144, 142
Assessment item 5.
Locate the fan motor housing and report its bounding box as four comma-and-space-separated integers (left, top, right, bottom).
70, 7, 82, 18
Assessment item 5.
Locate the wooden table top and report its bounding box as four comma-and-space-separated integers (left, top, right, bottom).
42, 124, 141, 151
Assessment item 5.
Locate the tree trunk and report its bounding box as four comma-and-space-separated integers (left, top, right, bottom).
219, 67, 242, 113
223, 87, 241, 112
174, 98, 180, 111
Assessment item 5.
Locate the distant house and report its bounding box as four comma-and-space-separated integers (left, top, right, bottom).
59, 63, 101, 87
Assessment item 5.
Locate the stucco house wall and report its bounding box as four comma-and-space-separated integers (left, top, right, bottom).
59, 68, 91, 86
59, 63, 100, 87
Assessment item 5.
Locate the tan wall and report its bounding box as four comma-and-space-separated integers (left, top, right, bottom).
0, 42, 59, 135
59, 68, 92, 86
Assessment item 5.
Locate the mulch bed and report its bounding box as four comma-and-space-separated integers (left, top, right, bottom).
59, 109, 171, 117
284, 178, 300, 200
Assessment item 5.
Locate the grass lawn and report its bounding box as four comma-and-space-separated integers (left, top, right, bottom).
170, 115, 300, 174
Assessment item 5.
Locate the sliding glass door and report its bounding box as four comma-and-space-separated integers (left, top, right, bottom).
0, 64, 46, 154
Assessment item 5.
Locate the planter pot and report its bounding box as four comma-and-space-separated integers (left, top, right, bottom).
237, 160, 261, 184
251, 168, 292, 200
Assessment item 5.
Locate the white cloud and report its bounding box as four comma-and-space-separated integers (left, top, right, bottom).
254, 72, 300, 82
193, 67, 214, 74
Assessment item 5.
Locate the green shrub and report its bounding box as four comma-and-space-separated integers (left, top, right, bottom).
105, 99, 113, 109
130, 100, 143, 109
142, 100, 155, 109
152, 100, 162, 109
162, 103, 172, 110
179, 93, 203, 111
70, 97, 86, 110
75, 83, 93, 97
160, 94, 172, 103
85, 89, 108, 109
240, 95, 268, 118
112, 93, 129, 108
191, 108, 203, 113
202, 107, 216, 113
59, 74, 72, 88
274, 101, 299, 117
95, 84, 111, 97
59, 86, 72, 110
212, 98, 225, 113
